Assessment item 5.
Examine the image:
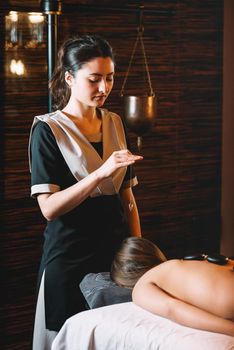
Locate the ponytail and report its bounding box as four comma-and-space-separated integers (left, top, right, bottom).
49, 35, 114, 111
49, 39, 71, 110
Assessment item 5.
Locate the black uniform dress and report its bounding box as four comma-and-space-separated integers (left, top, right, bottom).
29, 109, 138, 331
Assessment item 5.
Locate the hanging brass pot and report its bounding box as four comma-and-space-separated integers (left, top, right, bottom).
123, 94, 156, 136
120, 11, 157, 150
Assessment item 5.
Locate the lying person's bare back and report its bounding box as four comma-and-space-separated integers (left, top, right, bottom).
133, 258, 234, 336
152, 259, 234, 320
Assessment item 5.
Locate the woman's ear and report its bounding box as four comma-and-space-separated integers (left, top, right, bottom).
65, 71, 73, 87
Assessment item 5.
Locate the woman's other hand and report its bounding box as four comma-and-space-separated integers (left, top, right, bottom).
96, 149, 143, 179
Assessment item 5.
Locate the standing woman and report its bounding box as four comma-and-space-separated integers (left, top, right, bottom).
29, 34, 142, 349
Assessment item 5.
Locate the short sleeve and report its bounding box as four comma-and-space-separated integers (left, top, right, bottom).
30, 122, 65, 197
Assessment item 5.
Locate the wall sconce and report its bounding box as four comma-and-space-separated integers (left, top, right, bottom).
25, 12, 45, 48
5, 11, 46, 79
5, 11, 22, 49
10, 59, 25, 76
5, 11, 45, 50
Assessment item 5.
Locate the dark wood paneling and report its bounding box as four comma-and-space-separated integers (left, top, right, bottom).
1, 0, 223, 349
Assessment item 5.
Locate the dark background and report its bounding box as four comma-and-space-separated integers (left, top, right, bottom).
1, 1, 231, 349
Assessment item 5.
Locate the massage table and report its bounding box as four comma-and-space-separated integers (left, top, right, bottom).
52, 302, 234, 350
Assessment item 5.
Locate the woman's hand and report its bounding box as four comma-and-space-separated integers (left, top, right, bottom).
37, 149, 142, 221
96, 149, 143, 179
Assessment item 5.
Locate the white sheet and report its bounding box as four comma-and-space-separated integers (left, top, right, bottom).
52, 302, 234, 350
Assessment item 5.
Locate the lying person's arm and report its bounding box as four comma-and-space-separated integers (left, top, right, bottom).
132, 267, 234, 337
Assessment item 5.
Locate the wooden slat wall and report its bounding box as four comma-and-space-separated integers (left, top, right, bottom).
0, 0, 223, 349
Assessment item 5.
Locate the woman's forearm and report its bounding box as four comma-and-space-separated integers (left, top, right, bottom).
37, 150, 143, 221
120, 187, 141, 237
127, 202, 141, 237
37, 170, 102, 220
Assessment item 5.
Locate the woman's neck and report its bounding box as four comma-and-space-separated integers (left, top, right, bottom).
62, 101, 97, 121
61, 103, 102, 136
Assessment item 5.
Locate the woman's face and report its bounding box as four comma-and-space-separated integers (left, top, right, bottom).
66, 57, 115, 108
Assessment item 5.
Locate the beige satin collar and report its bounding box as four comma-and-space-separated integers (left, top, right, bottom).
29, 109, 127, 197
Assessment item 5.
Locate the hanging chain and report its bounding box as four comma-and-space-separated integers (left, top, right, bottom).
120, 28, 154, 97
139, 31, 154, 96
120, 32, 140, 96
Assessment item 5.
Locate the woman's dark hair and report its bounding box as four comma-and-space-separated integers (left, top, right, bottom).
111, 237, 167, 289
49, 34, 114, 110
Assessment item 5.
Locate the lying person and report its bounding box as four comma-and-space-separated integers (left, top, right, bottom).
111, 237, 234, 337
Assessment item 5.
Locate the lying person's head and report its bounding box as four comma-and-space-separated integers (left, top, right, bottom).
111, 237, 167, 289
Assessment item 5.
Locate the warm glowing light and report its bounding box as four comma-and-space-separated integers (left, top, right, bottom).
10, 59, 25, 76
28, 12, 44, 24
9, 11, 18, 22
